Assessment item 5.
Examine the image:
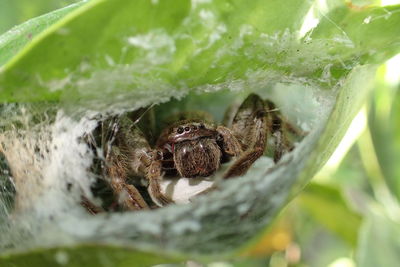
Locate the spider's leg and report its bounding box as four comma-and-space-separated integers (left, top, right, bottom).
264, 100, 303, 163
230, 93, 267, 150
146, 153, 173, 207
216, 125, 242, 160
223, 94, 267, 178
223, 148, 265, 178
100, 116, 157, 210
106, 146, 149, 210
81, 195, 104, 214
115, 117, 173, 207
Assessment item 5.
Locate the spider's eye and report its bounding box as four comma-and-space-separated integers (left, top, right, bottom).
199, 123, 205, 129
184, 126, 190, 131
177, 127, 184, 134
192, 125, 197, 130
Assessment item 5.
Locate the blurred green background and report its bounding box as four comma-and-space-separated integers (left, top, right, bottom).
0, 0, 79, 34
1, 0, 399, 266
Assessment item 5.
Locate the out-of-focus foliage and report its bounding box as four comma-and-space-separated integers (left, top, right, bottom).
298, 183, 361, 246
0, 0, 80, 34
0, 245, 183, 267
369, 60, 400, 200
357, 211, 400, 267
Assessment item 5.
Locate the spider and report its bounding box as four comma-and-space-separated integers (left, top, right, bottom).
83, 93, 302, 212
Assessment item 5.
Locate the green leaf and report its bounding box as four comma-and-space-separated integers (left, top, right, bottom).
369, 66, 400, 199
0, 0, 315, 103
0, 0, 80, 34
357, 212, 400, 267
0, 0, 192, 102
0, 0, 399, 265
0, 244, 183, 267
294, 64, 378, 189
0, 1, 83, 67
310, 4, 400, 64
298, 182, 362, 246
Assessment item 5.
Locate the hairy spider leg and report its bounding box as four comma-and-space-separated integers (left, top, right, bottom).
223, 94, 267, 178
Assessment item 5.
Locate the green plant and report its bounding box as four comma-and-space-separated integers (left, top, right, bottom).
1, 0, 399, 266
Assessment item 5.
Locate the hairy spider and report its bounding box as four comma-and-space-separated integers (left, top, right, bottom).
83, 93, 302, 212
